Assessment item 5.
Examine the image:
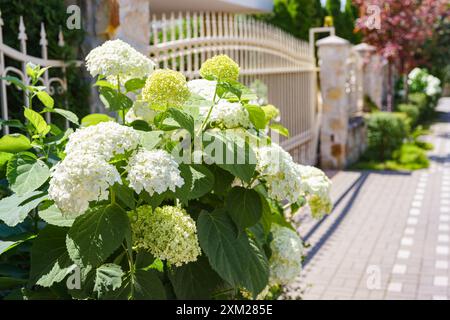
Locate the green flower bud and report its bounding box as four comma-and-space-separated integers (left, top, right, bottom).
199, 54, 240, 82
130, 205, 201, 267
142, 69, 190, 110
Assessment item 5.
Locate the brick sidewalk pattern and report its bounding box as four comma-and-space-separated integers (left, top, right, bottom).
285, 98, 450, 300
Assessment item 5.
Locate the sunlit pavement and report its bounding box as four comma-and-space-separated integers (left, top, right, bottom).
286, 98, 450, 300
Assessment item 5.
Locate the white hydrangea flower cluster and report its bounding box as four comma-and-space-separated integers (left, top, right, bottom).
64, 121, 140, 161
126, 149, 184, 195
48, 154, 121, 216
269, 224, 303, 285
256, 143, 303, 203
85, 39, 155, 83
408, 67, 441, 98
187, 79, 217, 101
130, 205, 201, 266
298, 165, 332, 219
207, 100, 251, 129
49, 122, 140, 216
425, 75, 441, 97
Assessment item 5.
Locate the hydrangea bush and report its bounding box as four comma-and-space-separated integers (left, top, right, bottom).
408, 67, 442, 98
0, 39, 331, 300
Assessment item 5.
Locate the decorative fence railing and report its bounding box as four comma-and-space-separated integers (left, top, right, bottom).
148, 12, 318, 165
0, 10, 80, 134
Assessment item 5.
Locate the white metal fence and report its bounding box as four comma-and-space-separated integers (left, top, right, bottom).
0, 10, 79, 134
148, 12, 318, 165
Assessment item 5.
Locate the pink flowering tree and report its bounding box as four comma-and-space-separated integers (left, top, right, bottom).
353, 0, 448, 111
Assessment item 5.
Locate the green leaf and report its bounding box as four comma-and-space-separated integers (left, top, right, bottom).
135, 250, 164, 272
50, 108, 79, 125
0, 277, 28, 290
0, 76, 27, 91
0, 235, 36, 256
38, 204, 75, 227
261, 105, 279, 122
211, 165, 234, 196
125, 78, 146, 92
129, 120, 151, 131
107, 269, 166, 300
139, 130, 163, 150
226, 187, 262, 229
7, 153, 50, 195
99, 87, 132, 111
0, 240, 16, 255
259, 195, 272, 236
81, 113, 114, 127
0, 152, 13, 178
113, 184, 136, 210
244, 105, 267, 129
94, 263, 124, 298
166, 107, 195, 136
24, 108, 50, 135
203, 131, 256, 183
36, 91, 54, 109
169, 255, 222, 299
270, 122, 289, 137
174, 164, 214, 203
0, 191, 47, 227
0, 134, 32, 153
197, 209, 269, 296
0, 119, 24, 130
66, 204, 129, 268
29, 225, 74, 287
94, 80, 116, 90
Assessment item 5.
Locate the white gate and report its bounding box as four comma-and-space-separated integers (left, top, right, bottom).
148, 12, 318, 165
0, 10, 81, 134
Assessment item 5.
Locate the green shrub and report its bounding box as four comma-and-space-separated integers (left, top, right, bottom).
367, 112, 407, 161
397, 103, 420, 126
408, 92, 428, 113
392, 143, 429, 170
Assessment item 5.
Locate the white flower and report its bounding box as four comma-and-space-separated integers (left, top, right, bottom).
48, 154, 121, 216
298, 165, 332, 218
408, 67, 422, 81
65, 121, 140, 160
269, 224, 303, 285
207, 100, 251, 129
126, 149, 184, 195
86, 39, 155, 82
187, 79, 217, 101
425, 75, 441, 96
256, 143, 303, 203
125, 100, 157, 124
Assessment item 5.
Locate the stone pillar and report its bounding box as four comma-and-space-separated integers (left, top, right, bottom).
115, 0, 150, 55
369, 53, 384, 109
317, 35, 351, 169
354, 43, 376, 110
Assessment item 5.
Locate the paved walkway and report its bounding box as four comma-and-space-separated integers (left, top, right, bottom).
287, 98, 450, 300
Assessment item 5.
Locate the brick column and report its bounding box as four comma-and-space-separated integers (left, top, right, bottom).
317, 35, 351, 169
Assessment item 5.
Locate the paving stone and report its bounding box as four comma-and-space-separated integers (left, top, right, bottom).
286, 99, 450, 300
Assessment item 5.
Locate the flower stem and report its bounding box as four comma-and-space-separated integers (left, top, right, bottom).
117, 75, 126, 124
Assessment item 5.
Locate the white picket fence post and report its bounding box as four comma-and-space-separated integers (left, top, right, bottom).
0, 9, 82, 134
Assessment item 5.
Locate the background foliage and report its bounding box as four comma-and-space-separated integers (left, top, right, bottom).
0, 0, 90, 127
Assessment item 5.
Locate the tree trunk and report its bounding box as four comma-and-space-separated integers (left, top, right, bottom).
403, 73, 409, 102
386, 62, 393, 112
